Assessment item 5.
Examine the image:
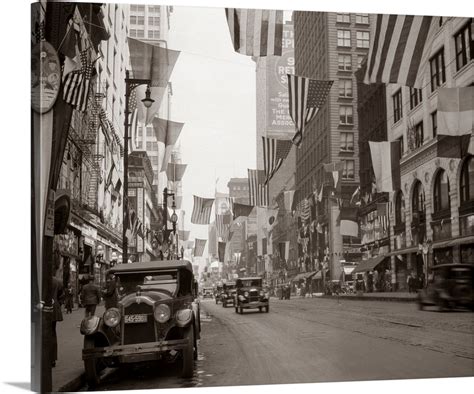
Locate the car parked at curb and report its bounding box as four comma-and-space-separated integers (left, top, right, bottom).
80, 260, 200, 388
418, 263, 473, 312
234, 277, 269, 314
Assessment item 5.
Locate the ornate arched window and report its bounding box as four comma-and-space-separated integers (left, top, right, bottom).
460, 156, 474, 204
395, 191, 405, 225
433, 169, 451, 212
412, 181, 425, 216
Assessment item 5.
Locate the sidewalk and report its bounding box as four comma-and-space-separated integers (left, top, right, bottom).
52, 305, 105, 392
321, 291, 418, 302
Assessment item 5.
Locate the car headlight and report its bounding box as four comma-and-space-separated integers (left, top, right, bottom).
259, 290, 264, 296
103, 308, 121, 328
154, 304, 171, 323
244, 291, 249, 297
175, 308, 193, 327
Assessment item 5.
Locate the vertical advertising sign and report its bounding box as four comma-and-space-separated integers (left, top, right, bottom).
266, 23, 295, 138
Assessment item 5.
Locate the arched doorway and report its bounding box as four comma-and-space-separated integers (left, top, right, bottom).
432, 169, 452, 265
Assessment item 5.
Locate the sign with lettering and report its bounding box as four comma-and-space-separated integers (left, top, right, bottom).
44, 189, 55, 237
265, 24, 295, 137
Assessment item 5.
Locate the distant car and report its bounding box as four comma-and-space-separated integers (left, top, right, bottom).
80, 260, 200, 387
235, 277, 269, 314
202, 286, 214, 299
418, 264, 474, 311
214, 284, 223, 304
221, 281, 237, 308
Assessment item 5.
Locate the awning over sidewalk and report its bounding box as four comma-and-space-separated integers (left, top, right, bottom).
386, 246, 419, 257
429, 235, 474, 250
291, 271, 318, 281
313, 269, 329, 279
353, 255, 386, 274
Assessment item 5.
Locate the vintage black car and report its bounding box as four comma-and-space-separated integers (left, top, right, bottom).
418, 263, 474, 311
234, 277, 269, 313
221, 281, 237, 308
80, 260, 200, 387
202, 286, 214, 299
214, 283, 223, 304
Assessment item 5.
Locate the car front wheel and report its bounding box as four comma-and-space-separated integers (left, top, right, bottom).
180, 326, 195, 378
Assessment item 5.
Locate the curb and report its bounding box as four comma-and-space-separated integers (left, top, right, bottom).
56, 372, 85, 393
320, 295, 417, 303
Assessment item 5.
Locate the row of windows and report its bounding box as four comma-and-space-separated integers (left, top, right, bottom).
337, 30, 370, 48
129, 29, 144, 38
336, 13, 369, 24
338, 53, 366, 71
131, 5, 160, 13
130, 16, 161, 26
394, 156, 474, 225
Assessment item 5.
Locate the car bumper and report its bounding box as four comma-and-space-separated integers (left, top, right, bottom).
82, 338, 189, 363
240, 300, 269, 309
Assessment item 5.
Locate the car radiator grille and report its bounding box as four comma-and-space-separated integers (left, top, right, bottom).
123, 303, 155, 345
249, 290, 260, 302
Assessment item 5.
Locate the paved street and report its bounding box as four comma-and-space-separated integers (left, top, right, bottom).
85, 298, 473, 391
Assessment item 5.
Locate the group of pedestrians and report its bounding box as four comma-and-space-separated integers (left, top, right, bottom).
50, 273, 118, 367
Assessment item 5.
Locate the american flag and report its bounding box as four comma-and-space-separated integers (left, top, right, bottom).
364, 15, 435, 88
225, 8, 283, 57
194, 239, 207, 257
287, 74, 333, 146
262, 137, 293, 184
216, 214, 232, 241
298, 199, 311, 222
63, 49, 94, 112
191, 195, 214, 225
248, 169, 269, 207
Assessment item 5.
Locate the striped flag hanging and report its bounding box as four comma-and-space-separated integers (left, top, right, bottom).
287, 74, 333, 146
194, 239, 207, 257
299, 199, 311, 222
225, 8, 283, 57
262, 137, 293, 184
191, 195, 214, 224
63, 49, 94, 112
248, 169, 269, 207
216, 213, 232, 241
364, 14, 435, 88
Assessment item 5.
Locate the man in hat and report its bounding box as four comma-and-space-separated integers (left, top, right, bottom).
80, 275, 101, 317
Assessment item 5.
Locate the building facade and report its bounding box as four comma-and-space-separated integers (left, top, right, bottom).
385, 17, 474, 287
293, 11, 371, 280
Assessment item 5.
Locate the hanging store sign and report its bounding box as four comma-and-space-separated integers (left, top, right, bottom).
31, 41, 61, 114
44, 189, 55, 237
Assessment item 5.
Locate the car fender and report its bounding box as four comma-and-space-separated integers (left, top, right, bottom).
81, 316, 116, 346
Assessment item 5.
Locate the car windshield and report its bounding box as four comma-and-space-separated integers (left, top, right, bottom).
240, 279, 261, 287
117, 270, 178, 296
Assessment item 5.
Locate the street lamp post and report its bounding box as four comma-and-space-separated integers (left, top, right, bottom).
122, 70, 154, 265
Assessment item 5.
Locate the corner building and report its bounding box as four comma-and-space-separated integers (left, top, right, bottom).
293, 12, 371, 280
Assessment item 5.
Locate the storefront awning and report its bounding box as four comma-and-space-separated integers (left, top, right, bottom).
431, 236, 474, 250
353, 255, 386, 274
386, 246, 419, 257
314, 269, 329, 279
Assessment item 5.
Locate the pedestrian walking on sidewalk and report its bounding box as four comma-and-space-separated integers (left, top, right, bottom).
51, 275, 64, 367
64, 283, 74, 313
81, 276, 101, 318
102, 274, 118, 309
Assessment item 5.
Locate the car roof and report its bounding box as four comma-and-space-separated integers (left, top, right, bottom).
432, 263, 473, 270
109, 260, 192, 274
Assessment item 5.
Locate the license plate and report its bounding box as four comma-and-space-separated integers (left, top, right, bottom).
124, 314, 148, 324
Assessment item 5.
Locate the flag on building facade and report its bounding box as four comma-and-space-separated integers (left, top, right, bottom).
340, 207, 359, 237
153, 118, 185, 172
232, 202, 254, 220
166, 162, 187, 182
248, 169, 269, 207
324, 162, 343, 195
225, 8, 283, 57
62, 49, 94, 112
364, 14, 435, 88
350, 186, 361, 206
191, 195, 214, 224
283, 190, 295, 211
437, 87, 474, 136
216, 213, 232, 240
288, 74, 333, 146
218, 241, 226, 262
178, 230, 190, 242
298, 199, 311, 222
369, 141, 401, 192
266, 207, 279, 232
377, 202, 390, 232
262, 137, 293, 184
194, 239, 207, 257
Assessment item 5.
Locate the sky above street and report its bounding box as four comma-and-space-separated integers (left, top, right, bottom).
168, 6, 258, 256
